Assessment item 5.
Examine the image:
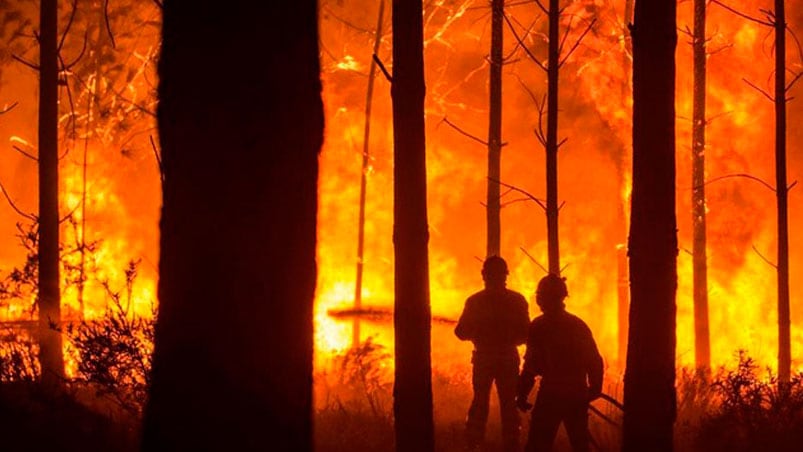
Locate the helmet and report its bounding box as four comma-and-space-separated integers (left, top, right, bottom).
482, 256, 508, 277
536, 273, 568, 300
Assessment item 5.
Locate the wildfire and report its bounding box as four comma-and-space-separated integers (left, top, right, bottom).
0, 0, 799, 381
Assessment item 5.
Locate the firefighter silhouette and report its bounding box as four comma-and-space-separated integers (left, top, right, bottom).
516, 274, 604, 452
455, 256, 530, 451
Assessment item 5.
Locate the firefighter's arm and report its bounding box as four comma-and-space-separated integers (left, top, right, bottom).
585, 328, 604, 401
516, 369, 536, 412
454, 299, 476, 341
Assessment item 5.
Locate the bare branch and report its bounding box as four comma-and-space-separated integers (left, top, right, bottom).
752, 245, 777, 269
557, 137, 568, 148
12, 146, 38, 162
12, 55, 39, 71
491, 177, 547, 210
590, 405, 620, 427
0, 102, 19, 115
500, 197, 534, 208
711, 0, 773, 27
503, 12, 547, 71
504, 18, 539, 62
787, 25, 803, 66
0, 179, 36, 221
700, 173, 776, 192
150, 135, 164, 185
520, 246, 549, 274
560, 18, 597, 67
59, 0, 79, 52
789, 180, 798, 191
532, 0, 548, 15
372, 54, 392, 82
786, 71, 803, 92
440, 117, 488, 146
104, 0, 117, 49
63, 31, 89, 70
558, 16, 574, 58
742, 78, 775, 102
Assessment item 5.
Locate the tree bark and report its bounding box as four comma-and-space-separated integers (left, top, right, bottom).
774, 0, 791, 385
391, 0, 435, 450
38, 0, 65, 385
622, 0, 677, 449
545, 0, 560, 275
692, 0, 711, 371
487, 0, 503, 258
142, 2, 322, 450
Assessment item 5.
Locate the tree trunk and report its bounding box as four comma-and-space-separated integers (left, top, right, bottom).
38, 0, 65, 385
774, 0, 791, 385
142, 3, 322, 450
618, 0, 635, 369
487, 0, 503, 258
354, 0, 386, 347
692, 0, 710, 371
391, 0, 434, 450
622, 0, 677, 449
545, 0, 560, 275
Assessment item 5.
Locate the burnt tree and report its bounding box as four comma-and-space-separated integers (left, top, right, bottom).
38, 0, 65, 384
391, 0, 435, 450
142, 2, 322, 450
545, 0, 561, 275
487, 0, 503, 257
773, 0, 791, 385
622, 0, 678, 450
692, 0, 711, 371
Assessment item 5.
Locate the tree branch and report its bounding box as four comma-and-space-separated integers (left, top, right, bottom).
0, 102, 18, 115
372, 54, 392, 82
12, 55, 39, 71
104, 0, 117, 49
752, 245, 777, 269
12, 146, 38, 162
491, 177, 546, 210
440, 117, 488, 146
560, 18, 597, 67
742, 78, 775, 102
503, 12, 547, 71
59, 0, 79, 52
0, 179, 36, 221
701, 173, 776, 192
150, 135, 164, 185
520, 246, 549, 274
711, 0, 773, 27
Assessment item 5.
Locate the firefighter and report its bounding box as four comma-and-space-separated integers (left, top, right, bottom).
516, 273, 604, 452
455, 256, 530, 451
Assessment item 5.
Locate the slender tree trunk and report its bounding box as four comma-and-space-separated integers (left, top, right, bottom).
142, 2, 322, 449
618, 0, 635, 369
622, 0, 677, 449
692, 0, 710, 371
487, 0, 503, 258
354, 0, 386, 347
774, 0, 791, 385
391, 0, 434, 450
545, 0, 560, 275
38, 0, 65, 385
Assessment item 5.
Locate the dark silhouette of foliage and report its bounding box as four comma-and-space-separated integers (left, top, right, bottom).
66, 260, 153, 416
696, 352, 803, 451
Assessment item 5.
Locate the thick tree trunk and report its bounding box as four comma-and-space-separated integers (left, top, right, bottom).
774, 0, 791, 385
487, 0, 503, 257
354, 0, 386, 347
545, 0, 560, 275
391, 0, 434, 450
622, 0, 677, 450
692, 0, 710, 371
142, 2, 322, 450
38, 0, 65, 385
